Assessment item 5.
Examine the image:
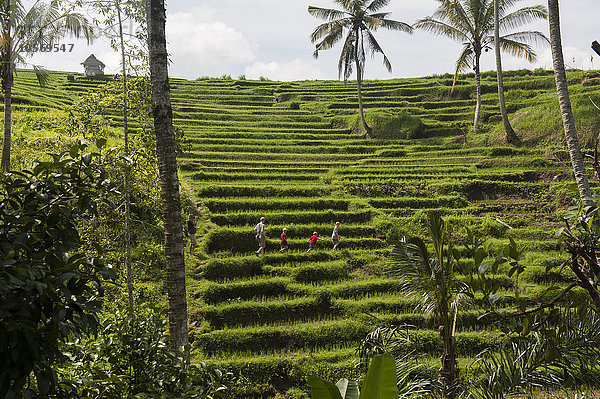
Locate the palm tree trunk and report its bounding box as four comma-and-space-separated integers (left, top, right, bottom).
1, 63, 11, 171
1, 17, 11, 171
548, 0, 593, 206
354, 30, 371, 135
117, 0, 134, 313
494, 0, 517, 144
439, 301, 458, 399
147, 0, 188, 348
473, 54, 481, 135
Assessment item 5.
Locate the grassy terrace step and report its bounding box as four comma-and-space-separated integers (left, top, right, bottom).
209, 210, 372, 226
204, 234, 384, 255
184, 126, 351, 135
202, 198, 350, 213
177, 119, 331, 129
206, 224, 376, 239
185, 131, 352, 140
189, 138, 395, 147
182, 151, 375, 161
187, 144, 380, 154
199, 251, 379, 281
196, 320, 499, 357
173, 111, 323, 123
193, 184, 330, 198
182, 159, 355, 169
361, 156, 489, 165
367, 195, 468, 209
197, 277, 396, 304
184, 166, 331, 175
186, 170, 323, 182
193, 296, 335, 329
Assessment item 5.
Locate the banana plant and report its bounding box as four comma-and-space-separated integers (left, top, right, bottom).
308, 354, 397, 399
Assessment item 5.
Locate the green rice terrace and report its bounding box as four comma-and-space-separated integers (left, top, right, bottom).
8, 69, 600, 397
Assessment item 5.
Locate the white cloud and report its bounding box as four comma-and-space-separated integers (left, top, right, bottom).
244, 59, 328, 81
166, 12, 258, 79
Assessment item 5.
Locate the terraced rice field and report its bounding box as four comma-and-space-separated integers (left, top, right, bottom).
9, 70, 600, 397
170, 72, 600, 396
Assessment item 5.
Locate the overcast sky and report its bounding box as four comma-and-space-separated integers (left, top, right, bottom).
25, 0, 600, 81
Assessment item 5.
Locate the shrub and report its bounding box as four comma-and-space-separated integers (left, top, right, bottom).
290, 102, 301, 110
0, 141, 117, 398
66, 74, 75, 82
352, 111, 425, 139
57, 302, 233, 398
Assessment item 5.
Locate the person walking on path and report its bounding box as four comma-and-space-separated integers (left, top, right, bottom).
332, 221, 341, 251
280, 228, 289, 253
255, 216, 266, 256
307, 231, 320, 252
187, 214, 197, 256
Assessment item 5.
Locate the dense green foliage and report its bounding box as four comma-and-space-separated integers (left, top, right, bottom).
0, 141, 116, 397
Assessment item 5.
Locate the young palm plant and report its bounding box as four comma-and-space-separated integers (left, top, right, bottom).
309, 0, 412, 135
0, 0, 94, 170
414, 0, 548, 135
388, 211, 468, 398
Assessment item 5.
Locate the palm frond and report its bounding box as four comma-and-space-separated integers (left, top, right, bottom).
308, 6, 347, 21
375, 17, 413, 33
366, 0, 390, 13
501, 30, 549, 46
389, 238, 440, 315
337, 30, 355, 80
414, 17, 470, 43
32, 64, 49, 87
356, 28, 366, 80
314, 25, 345, 55
334, 0, 356, 12
310, 19, 348, 43
497, 37, 536, 62
499, 5, 548, 32
452, 44, 474, 91
431, 0, 474, 36
363, 29, 392, 72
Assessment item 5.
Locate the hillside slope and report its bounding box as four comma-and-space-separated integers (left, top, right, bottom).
172, 72, 600, 397
6, 69, 600, 398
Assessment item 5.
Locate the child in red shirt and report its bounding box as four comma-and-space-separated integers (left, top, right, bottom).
307, 231, 320, 252
280, 228, 288, 253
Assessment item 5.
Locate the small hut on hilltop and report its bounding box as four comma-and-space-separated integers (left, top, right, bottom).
82, 54, 105, 77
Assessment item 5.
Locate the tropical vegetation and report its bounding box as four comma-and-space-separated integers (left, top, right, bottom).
0, 0, 93, 170
309, 0, 412, 135
414, 0, 549, 135
1, 0, 600, 397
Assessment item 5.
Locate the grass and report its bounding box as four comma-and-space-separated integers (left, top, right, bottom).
7, 69, 599, 398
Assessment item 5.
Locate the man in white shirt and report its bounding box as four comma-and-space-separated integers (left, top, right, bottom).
255, 216, 266, 256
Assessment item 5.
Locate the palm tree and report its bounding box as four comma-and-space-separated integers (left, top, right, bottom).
494, 0, 518, 144
388, 211, 467, 398
547, 0, 593, 206
414, 0, 548, 135
147, 0, 188, 349
0, 0, 93, 170
309, 0, 412, 135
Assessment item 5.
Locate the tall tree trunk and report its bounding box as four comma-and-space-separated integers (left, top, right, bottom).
548, 0, 593, 206
1, 12, 11, 171
494, 0, 518, 144
117, 0, 134, 313
473, 53, 481, 135
355, 29, 371, 136
438, 291, 458, 398
147, 0, 188, 348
